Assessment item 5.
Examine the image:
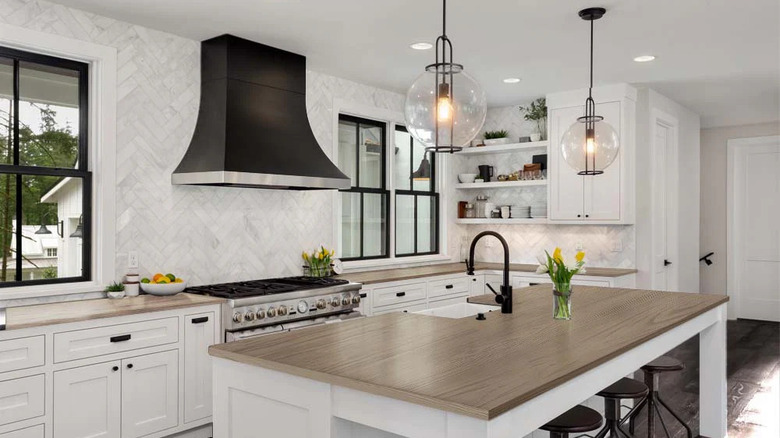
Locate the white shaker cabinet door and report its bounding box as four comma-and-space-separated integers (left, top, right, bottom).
53, 361, 121, 438
583, 101, 622, 221
184, 313, 215, 423
121, 350, 179, 438
549, 105, 586, 220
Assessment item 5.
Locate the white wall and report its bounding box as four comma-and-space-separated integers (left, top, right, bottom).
0, 0, 406, 289
699, 122, 780, 295
634, 89, 701, 292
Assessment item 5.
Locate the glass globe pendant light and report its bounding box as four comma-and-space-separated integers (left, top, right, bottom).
404, 0, 487, 153
561, 7, 619, 175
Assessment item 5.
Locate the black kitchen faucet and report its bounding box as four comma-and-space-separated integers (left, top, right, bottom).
466, 231, 513, 314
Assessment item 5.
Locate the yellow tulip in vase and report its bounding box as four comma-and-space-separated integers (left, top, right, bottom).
536, 248, 586, 320
302, 246, 336, 278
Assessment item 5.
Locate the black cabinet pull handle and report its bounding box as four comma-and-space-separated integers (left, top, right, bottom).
110, 334, 131, 343
127, 363, 133, 369
445, 285, 454, 289
112, 366, 119, 372
529, 282, 540, 286
396, 292, 406, 297
192, 316, 209, 324
359, 293, 367, 298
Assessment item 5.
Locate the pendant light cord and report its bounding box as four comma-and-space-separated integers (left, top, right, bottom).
442, 0, 447, 36
589, 18, 594, 99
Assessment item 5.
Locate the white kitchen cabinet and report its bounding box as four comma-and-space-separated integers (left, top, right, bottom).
372, 302, 428, 315
184, 313, 215, 424
0, 336, 44, 374
468, 274, 485, 296
0, 424, 44, 438
548, 84, 635, 224
121, 350, 179, 438
0, 375, 44, 427
53, 361, 121, 438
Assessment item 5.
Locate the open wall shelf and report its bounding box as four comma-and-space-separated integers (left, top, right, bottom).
455, 141, 548, 156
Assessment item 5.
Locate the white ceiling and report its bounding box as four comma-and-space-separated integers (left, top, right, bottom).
49, 0, 780, 128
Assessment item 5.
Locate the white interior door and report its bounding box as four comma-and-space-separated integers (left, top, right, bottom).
729, 136, 780, 321
650, 114, 678, 291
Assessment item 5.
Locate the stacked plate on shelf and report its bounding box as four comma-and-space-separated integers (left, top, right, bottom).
531, 205, 548, 219
513, 206, 531, 219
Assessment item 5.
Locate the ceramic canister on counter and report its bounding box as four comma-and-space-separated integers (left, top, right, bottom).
125, 273, 140, 297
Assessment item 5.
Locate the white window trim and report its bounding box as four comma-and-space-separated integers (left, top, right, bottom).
0, 23, 117, 300
331, 99, 451, 271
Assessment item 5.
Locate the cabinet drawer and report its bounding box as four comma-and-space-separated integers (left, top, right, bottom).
372, 302, 428, 316
427, 277, 470, 299
0, 375, 44, 426
0, 337, 44, 374
429, 295, 470, 308
571, 278, 611, 287
0, 424, 44, 438
372, 282, 426, 308
54, 317, 179, 363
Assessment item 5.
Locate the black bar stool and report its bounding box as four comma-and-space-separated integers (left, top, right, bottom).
629, 356, 693, 438
541, 405, 603, 438
594, 377, 649, 437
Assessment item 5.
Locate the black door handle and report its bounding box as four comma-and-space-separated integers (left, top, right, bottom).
396, 292, 406, 297
110, 334, 131, 343
664, 259, 672, 266
191, 316, 209, 324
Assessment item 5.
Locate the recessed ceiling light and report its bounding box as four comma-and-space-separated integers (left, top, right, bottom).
503, 77, 521, 84
633, 55, 656, 63
410, 42, 433, 50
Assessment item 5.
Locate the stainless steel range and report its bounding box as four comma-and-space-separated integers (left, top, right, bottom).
185, 277, 363, 342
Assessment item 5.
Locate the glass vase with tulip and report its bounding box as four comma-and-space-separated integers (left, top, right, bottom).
302, 246, 335, 277
536, 248, 586, 320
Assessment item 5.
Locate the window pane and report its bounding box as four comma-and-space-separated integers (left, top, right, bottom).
0, 174, 16, 283
22, 175, 84, 280
338, 120, 357, 185
340, 191, 360, 259
362, 193, 386, 257
417, 195, 436, 253
19, 61, 81, 169
395, 194, 415, 255
0, 58, 12, 165
394, 129, 412, 191
359, 125, 383, 188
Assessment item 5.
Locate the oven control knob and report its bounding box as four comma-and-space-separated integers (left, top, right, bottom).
267, 307, 277, 318
352, 294, 361, 304
244, 311, 256, 322
298, 301, 309, 313
316, 299, 327, 310
232, 312, 244, 323
341, 296, 350, 306
331, 297, 341, 307
255, 309, 266, 320
278, 305, 288, 316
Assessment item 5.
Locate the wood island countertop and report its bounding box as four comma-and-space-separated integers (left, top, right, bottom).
2, 293, 224, 331
337, 262, 637, 285
209, 285, 727, 420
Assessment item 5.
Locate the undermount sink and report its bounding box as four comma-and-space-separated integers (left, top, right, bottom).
414, 302, 498, 319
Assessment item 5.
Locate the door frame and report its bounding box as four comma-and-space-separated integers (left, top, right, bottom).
650, 109, 680, 291
726, 135, 780, 319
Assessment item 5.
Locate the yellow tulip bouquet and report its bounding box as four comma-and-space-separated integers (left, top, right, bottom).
302, 246, 335, 277
536, 248, 586, 320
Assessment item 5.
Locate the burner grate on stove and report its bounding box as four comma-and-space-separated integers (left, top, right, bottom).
184, 276, 349, 299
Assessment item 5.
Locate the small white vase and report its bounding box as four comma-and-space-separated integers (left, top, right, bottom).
530, 133, 542, 142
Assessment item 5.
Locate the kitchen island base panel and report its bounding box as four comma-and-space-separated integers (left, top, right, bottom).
211, 304, 727, 438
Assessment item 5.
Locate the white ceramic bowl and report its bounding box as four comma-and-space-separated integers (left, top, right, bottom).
140, 281, 187, 296
458, 173, 478, 183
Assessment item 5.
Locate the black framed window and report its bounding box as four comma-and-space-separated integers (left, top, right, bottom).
0, 46, 91, 286
337, 115, 389, 260
394, 126, 438, 256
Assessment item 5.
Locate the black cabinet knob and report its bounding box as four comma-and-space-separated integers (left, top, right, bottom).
112, 366, 119, 372
577, 214, 582, 218
126, 364, 133, 369
585, 214, 590, 218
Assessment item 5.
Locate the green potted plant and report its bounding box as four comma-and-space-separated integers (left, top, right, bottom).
483, 129, 510, 146
519, 98, 547, 141
105, 281, 126, 299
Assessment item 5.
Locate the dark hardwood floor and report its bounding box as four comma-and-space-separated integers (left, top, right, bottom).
628, 319, 779, 438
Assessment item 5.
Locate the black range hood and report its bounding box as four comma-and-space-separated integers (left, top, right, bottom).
172, 35, 351, 190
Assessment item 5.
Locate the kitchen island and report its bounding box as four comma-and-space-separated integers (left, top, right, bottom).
209, 285, 728, 438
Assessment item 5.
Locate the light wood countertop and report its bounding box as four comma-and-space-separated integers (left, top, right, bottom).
209, 285, 727, 420
337, 262, 638, 285
3, 293, 224, 331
